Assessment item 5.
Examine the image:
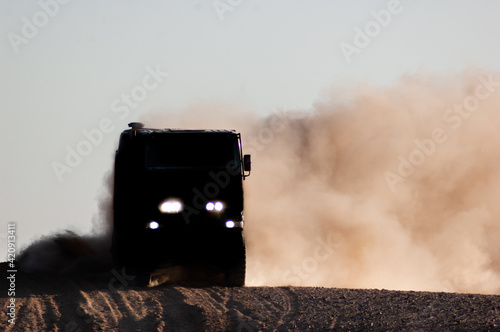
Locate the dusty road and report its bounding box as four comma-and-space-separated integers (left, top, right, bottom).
2, 263, 500, 331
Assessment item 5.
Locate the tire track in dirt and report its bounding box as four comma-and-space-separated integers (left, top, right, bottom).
2, 264, 500, 331
229, 287, 294, 331
178, 287, 230, 330
115, 290, 150, 321
79, 290, 121, 329
177, 286, 299, 330
15, 298, 38, 331
44, 296, 63, 330
155, 287, 207, 331
109, 289, 163, 331
4, 295, 64, 331
271, 287, 298, 329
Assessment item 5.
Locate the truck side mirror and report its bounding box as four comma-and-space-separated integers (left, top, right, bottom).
243, 154, 251, 177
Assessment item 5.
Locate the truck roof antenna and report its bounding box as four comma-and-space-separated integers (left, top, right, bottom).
128, 122, 144, 130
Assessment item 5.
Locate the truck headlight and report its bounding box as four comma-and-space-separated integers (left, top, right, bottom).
148, 221, 159, 229
159, 200, 183, 213
206, 201, 224, 212
225, 220, 244, 228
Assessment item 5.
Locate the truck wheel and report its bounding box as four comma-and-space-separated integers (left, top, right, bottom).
225, 237, 246, 287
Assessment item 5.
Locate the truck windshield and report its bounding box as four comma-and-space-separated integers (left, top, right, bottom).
144, 134, 239, 170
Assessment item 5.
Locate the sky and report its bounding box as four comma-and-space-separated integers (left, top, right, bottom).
2, 0, 500, 262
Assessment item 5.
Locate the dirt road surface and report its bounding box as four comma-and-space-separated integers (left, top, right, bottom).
2, 263, 500, 331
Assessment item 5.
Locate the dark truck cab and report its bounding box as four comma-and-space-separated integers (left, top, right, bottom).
111, 122, 251, 286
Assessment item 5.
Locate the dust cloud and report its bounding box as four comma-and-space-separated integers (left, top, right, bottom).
17, 173, 114, 275
144, 69, 500, 294
18, 69, 500, 294
240, 69, 500, 294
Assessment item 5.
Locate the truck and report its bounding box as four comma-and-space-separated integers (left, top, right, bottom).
111, 122, 251, 286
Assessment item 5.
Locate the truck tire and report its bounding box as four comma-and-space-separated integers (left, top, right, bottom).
225, 237, 246, 287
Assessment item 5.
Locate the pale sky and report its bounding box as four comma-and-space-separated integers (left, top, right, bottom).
2, 0, 500, 258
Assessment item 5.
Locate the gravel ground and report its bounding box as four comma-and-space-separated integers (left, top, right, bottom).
1, 263, 500, 331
